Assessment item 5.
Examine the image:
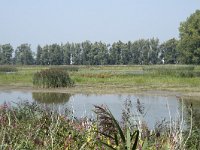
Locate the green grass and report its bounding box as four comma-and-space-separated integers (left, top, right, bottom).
0, 65, 200, 93
0, 65, 18, 72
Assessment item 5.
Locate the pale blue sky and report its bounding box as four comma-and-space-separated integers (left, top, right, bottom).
0, 0, 199, 50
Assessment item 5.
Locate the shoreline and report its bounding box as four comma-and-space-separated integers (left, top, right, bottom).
0, 84, 200, 100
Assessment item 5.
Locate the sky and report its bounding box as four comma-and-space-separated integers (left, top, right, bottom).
0, 0, 199, 51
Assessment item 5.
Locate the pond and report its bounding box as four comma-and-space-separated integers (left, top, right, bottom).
0, 90, 199, 129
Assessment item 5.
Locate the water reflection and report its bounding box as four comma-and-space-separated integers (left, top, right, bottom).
0, 90, 200, 130
32, 92, 71, 104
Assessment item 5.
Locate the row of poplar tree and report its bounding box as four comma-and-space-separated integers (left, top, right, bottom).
0, 38, 178, 65
1, 10, 200, 65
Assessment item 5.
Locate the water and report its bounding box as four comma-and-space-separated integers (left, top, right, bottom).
0, 90, 199, 129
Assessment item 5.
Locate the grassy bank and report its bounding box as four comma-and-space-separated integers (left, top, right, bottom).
0, 65, 200, 94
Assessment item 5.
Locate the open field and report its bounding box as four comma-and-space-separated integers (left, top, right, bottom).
0, 65, 200, 97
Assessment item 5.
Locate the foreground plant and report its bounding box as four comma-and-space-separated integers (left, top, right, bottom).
0, 99, 196, 150
0, 102, 87, 149
94, 105, 139, 150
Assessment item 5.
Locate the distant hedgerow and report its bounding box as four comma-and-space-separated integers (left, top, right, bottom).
33, 68, 74, 88
0, 65, 18, 72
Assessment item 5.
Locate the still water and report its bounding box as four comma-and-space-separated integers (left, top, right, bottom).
0, 91, 199, 129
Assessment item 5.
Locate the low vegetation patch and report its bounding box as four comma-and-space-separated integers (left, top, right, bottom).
33, 68, 74, 88
0, 65, 18, 72
50, 65, 79, 72
79, 73, 113, 78
142, 65, 200, 77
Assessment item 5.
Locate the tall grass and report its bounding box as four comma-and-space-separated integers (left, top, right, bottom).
50, 65, 79, 72
142, 65, 200, 77
0, 99, 196, 149
33, 68, 74, 88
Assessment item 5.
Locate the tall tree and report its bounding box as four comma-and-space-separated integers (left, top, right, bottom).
36, 45, 42, 65
97, 42, 109, 65
81, 41, 92, 65
72, 43, 82, 65
109, 41, 123, 65
0, 44, 13, 64
14, 44, 34, 65
160, 38, 179, 64
63, 42, 71, 65
40, 45, 50, 65
178, 10, 200, 64
49, 44, 63, 65
148, 38, 159, 64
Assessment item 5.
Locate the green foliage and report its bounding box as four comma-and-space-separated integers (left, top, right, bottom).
94, 105, 139, 150
0, 102, 86, 149
33, 68, 74, 88
14, 44, 35, 65
183, 99, 200, 149
159, 38, 179, 64
178, 10, 200, 64
0, 65, 18, 72
0, 44, 14, 65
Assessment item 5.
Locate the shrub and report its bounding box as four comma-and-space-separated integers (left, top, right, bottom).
0, 65, 18, 72
33, 68, 74, 88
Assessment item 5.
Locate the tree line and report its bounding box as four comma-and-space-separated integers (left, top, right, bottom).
0, 10, 199, 65
0, 38, 178, 65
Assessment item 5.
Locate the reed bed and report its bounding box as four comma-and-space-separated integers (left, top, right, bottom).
33, 68, 74, 88
0, 99, 196, 149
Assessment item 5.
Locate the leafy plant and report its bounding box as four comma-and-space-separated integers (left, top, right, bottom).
94, 105, 139, 150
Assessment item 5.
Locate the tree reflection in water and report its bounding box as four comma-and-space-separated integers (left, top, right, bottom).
32, 92, 71, 104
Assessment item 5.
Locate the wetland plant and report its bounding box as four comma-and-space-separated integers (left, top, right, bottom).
0, 99, 196, 149
33, 68, 74, 88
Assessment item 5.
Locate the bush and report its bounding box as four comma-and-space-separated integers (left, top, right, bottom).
33, 68, 74, 88
0, 65, 18, 72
